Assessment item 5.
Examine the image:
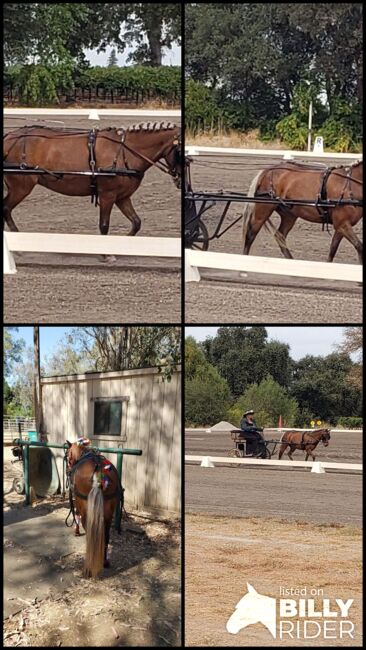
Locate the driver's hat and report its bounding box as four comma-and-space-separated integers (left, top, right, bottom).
244, 409, 254, 416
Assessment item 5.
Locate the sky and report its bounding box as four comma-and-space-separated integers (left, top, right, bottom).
185, 326, 350, 361
85, 44, 181, 67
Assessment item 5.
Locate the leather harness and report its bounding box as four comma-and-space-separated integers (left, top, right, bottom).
65, 448, 123, 529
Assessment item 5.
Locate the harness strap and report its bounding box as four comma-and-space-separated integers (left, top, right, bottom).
88, 129, 98, 206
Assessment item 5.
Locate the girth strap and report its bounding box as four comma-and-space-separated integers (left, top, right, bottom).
88, 129, 98, 206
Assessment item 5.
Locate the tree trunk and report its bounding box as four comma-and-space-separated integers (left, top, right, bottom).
147, 28, 162, 66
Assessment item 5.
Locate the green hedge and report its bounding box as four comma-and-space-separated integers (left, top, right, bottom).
4, 64, 181, 105
336, 417, 363, 429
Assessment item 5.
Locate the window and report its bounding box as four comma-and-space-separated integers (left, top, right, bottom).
94, 400, 122, 436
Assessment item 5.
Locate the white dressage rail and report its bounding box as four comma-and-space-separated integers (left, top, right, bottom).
5, 108, 181, 118
185, 250, 362, 283
204, 427, 363, 434
185, 455, 362, 473
185, 145, 362, 160
4, 232, 181, 274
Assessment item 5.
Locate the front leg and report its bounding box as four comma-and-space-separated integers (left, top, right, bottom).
115, 196, 141, 236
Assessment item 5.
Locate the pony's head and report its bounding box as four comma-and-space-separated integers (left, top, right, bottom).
163, 131, 182, 189
320, 428, 331, 446
66, 436, 91, 468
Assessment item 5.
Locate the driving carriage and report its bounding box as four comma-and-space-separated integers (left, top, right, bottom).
228, 430, 275, 460
185, 156, 363, 261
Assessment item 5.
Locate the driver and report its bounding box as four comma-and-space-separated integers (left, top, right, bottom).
239, 409, 265, 454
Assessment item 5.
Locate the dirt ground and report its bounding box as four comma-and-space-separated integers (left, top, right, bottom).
185, 514, 362, 647
4, 114, 181, 323
185, 430, 362, 527
4, 455, 181, 647
185, 154, 362, 323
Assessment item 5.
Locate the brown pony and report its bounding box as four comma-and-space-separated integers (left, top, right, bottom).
242, 160, 362, 263
278, 428, 331, 461
66, 440, 121, 578
4, 122, 181, 236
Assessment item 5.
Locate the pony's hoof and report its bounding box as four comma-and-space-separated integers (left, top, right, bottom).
75, 529, 81, 537
100, 254, 117, 263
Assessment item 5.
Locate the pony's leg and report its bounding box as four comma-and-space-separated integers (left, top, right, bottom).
75, 512, 82, 536
333, 222, 363, 264
287, 447, 293, 460
104, 524, 111, 568
243, 204, 276, 254
278, 443, 287, 459
98, 192, 115, 235
3, 176, 38, 231
327, 231, 343, 262
275, 211, 297, 259
115, 196, 141, 236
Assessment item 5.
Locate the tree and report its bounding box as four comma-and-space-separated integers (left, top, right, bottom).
4, 327, 25, 377
291, 353, 362, 423
185, 336, 208, 380
185, 364, 230, 426
228, 375, 299, 428
201, 326, 292, 397
43, 327, 181, 380
336, 327, 363, 390
107, 48, 118, 67
6, 347, 35, 417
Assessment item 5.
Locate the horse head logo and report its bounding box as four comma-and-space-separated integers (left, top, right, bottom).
226, 583, 276, 638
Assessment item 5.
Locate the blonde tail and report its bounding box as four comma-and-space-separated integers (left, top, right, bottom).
84, 474, 105, 578
242, 171, 262, 250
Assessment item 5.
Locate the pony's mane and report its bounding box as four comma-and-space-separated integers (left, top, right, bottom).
127, 121, 177, 133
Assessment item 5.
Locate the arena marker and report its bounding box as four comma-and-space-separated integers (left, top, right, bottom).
311, 461, 326, 474
201, 456, 215, 468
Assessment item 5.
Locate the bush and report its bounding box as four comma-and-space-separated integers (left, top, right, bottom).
185, 79, 221, 133
228, 375, 299, 428
336, 417, 363, 429
185, 364, 230, 426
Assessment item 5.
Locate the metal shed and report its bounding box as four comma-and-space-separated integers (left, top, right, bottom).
40, 366, 181, 514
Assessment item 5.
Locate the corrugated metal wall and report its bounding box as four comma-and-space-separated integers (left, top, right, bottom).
41, 367, 181, 514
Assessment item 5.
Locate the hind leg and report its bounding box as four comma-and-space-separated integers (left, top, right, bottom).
3, 176, 38, 231
115, 196, 141, 236
104, 523, 111, 568
327, 231, 343, 262
243, 204, 276, 254
275, 211, 297, 259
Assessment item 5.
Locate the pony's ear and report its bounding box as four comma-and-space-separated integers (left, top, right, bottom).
247, 583, 257, 594
66, 440, 72, 448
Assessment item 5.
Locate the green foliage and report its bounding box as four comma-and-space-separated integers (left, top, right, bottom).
291, 353, 362, 425
185, 4, 362, 152
336, 417, 363, 429
185, 80, 221, 133
202, 326, 292, 398
228, 375, 299, 428
4, 328, 25, 378
185, 365, 230, 427
5, 64, 181, 105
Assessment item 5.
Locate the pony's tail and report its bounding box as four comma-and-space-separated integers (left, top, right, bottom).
84, 474, 104, 578
242, 171, 262, 251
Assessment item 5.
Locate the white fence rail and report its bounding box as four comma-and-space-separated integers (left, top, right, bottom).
185, 455, 362, 473
5, 108, 181, 118
185, 249, 362, 284
185, 145, 361, 161
4, 232, 181, 274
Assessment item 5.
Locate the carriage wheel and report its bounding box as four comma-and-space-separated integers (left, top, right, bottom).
13, 477, 25, 494
227, 448, 241, 467
191, 221, 209, 251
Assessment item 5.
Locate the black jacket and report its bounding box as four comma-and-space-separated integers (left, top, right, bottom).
240, 417, 263, 437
